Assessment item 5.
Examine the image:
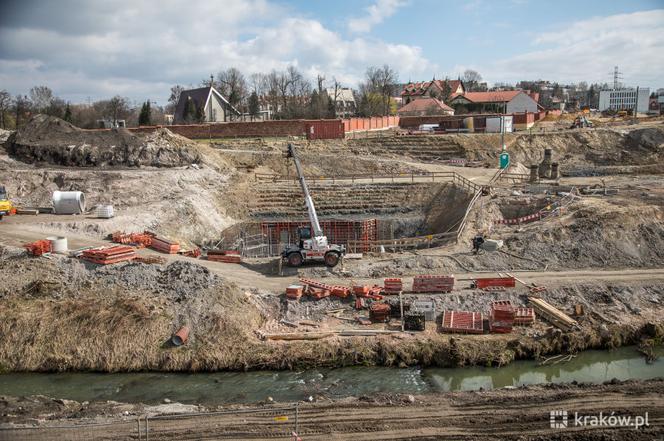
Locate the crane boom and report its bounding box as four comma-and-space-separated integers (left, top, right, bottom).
287, 143, 323, 237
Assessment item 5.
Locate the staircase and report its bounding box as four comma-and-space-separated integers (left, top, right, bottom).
249, 182, 445, 218
349, 136, 465, 162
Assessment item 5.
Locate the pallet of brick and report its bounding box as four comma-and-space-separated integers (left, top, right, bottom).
307, 286, 330, 300
474, 277, 516, 290
383, 278, 403, 294
81, 246, 137, 265
411, 275, 455, 293
150, 236, 180, 254
489, 300, 515, 334
286, 285, 304, 300
369, 303, 391, 323
441, 310, 484, 334
207, 251, 242, 263
514, 307, 536, 325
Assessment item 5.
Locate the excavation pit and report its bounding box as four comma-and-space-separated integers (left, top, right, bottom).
220, 181, 474, 256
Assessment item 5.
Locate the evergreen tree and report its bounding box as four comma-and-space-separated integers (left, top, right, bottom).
138, 100, 152, 126
248, 91, 260, 120
63, 103, 72, 123
183, 97, 197, 123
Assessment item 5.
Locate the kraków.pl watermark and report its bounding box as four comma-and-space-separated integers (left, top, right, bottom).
550, 410, 649, 430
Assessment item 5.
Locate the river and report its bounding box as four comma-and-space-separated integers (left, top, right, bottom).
1, 347, 662, 405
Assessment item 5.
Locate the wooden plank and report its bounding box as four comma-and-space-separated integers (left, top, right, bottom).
528, 296, 576, 331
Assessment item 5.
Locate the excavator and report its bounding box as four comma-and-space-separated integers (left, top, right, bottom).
0, 186, 13, 221
281, 143, 345, 267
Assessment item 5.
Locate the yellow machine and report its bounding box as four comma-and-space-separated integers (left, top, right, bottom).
0, 186, 13, 220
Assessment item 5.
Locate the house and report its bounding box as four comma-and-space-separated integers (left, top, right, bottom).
397, 97, 454, 117
401, 79, 465, 105
448, 90, 540, 114
327, 87, 356, 118
174, 86, 241, 124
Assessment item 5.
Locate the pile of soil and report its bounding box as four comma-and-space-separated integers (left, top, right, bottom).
5, 115, 202, 167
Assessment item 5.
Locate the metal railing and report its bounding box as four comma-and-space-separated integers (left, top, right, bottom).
255, 170, 483, 194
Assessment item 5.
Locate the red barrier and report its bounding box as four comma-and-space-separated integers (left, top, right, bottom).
474, 277, 516, 289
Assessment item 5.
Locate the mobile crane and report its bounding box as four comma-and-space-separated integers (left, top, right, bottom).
281, 143, 345, 267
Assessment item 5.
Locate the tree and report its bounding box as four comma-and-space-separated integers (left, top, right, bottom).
167, 85, 185, 113
63, 103, 72, 123
138, 100, 152, 126
182, 97, 197, 123
440, 78, 453, 103
0, 90, 11, 129
462, 70, 483, 92
14, 95, 30, 128
29, 86, 54, 113
248, 91, 260, 120
359, 65, 398, 116
217, 67, 247, 116
105, 95, 130, 126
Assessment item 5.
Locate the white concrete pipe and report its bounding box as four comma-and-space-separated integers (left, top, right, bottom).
52, 191, 86, 214
47, 236, 68, 254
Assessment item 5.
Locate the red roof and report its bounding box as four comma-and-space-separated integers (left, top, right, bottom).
397, 97, 454, 115
450, 90, 523, 103
401, 79, 464, 97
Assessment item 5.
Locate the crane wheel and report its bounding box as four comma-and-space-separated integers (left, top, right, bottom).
287, 252, 304, 267
324, 252, 340, 267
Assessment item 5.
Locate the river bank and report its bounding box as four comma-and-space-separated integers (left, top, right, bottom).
2, 251, 664, 373
2, 379, 663, 440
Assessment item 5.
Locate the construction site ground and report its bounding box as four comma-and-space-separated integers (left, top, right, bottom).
1, 116, 664, 435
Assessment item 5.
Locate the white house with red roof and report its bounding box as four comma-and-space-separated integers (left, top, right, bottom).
448, 90, 540, 114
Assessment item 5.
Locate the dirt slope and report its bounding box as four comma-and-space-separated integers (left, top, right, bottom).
5, 115, 202, 167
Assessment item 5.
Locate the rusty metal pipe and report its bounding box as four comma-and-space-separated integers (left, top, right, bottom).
171, 326, 190, 346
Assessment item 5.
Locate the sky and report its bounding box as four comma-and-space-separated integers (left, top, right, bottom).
0, 0, 662, 105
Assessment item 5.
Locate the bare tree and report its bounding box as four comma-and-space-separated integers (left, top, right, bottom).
359, 64, 398, 116
0, 90, 11, 129
167, 85, 184, 113
217, 67, 247, 115
105, 96, 130, 126
29, 86, 54, 113
462, 70, 483, 92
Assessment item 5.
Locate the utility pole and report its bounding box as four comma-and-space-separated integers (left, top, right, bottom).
634, 86, 639, 118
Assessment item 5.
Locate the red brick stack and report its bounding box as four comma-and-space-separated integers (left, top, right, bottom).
207, 250, 241, 263
412, 275, 455, 293
441, 310, 484, 334
353, 285, 383, 300
369, 303, 391, 323
489, 300, 515, 334
23, 240, 52, 256
474, 277, 516, 290
383, 278, 403, 294
514, 307, 536, 325
81, 246, 137, 265
286, 285, 304, 300
306, 286, 330, 300
150, 237, 180, 254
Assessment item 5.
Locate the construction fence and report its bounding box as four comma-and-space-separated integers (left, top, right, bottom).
0, 405, 301, 441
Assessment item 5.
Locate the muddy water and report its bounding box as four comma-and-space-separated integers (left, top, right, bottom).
0, 347, 661, 405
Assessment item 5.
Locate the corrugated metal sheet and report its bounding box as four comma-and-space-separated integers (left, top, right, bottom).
305, 119, 344, 140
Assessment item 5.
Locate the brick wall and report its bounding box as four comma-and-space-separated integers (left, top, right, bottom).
128, 120, 308, 139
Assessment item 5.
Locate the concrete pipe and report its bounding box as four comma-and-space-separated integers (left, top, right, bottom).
52, 191, 86, 215
46, 236, 68, 254
171, 326, 190, 346
95, 205, 114, 219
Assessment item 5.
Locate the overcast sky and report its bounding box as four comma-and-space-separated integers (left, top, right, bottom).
1, 0, 662, 105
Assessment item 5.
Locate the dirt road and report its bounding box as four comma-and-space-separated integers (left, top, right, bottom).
2, 380, 662, 440
4, 218, 664, 293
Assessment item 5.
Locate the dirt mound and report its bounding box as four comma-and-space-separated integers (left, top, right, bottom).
6, 115, 202, 167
